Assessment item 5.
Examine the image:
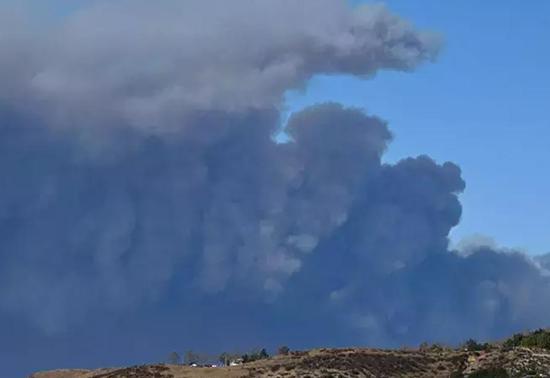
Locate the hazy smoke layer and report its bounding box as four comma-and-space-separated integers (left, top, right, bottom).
0, 2, 549, 367
0, 0, 440, 134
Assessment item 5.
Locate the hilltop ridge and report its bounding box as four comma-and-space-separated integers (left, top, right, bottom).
30, 336, 550, 378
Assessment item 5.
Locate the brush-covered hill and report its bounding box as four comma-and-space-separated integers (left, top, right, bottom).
30, 330, 550, 378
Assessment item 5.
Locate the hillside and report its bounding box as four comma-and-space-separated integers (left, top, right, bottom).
30, 344, 550, 378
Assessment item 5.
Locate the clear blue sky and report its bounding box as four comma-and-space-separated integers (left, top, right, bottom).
285, 0, 550, 255
10, 0, 550, 254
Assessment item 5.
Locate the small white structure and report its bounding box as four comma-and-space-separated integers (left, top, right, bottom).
229, 358, 243, 366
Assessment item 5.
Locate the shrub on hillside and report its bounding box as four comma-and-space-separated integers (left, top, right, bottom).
504, 329, 550, 349
278, 346, 290, 355
462, 339, 490, 351
242, 348, 270, 363
468, 367, 509, 378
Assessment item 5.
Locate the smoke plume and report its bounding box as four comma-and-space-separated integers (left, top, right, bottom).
0, 1, 549, 376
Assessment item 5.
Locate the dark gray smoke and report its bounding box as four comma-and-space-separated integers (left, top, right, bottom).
0, 1, 548, 376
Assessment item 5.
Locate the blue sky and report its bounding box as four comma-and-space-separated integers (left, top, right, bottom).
285, 0, 550, 255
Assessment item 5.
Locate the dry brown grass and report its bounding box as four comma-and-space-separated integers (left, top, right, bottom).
30, 346, 550, 378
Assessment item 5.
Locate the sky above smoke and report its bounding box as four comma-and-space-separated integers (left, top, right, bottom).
0, 1, 549, 377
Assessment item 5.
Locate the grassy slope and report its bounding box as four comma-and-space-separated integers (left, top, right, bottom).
30, 345, 550, 378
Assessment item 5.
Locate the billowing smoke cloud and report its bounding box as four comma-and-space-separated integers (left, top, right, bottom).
0, 2, 549, 374
535, 253, 550, 273
0, 0, 440, 135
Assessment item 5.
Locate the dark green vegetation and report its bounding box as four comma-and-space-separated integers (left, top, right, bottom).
504, 328, 550, 350
468, 367, 509, 378
242, 348, 270, 363
462, 339, 491, 352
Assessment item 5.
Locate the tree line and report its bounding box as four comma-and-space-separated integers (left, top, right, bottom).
166, 346, 291, 366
